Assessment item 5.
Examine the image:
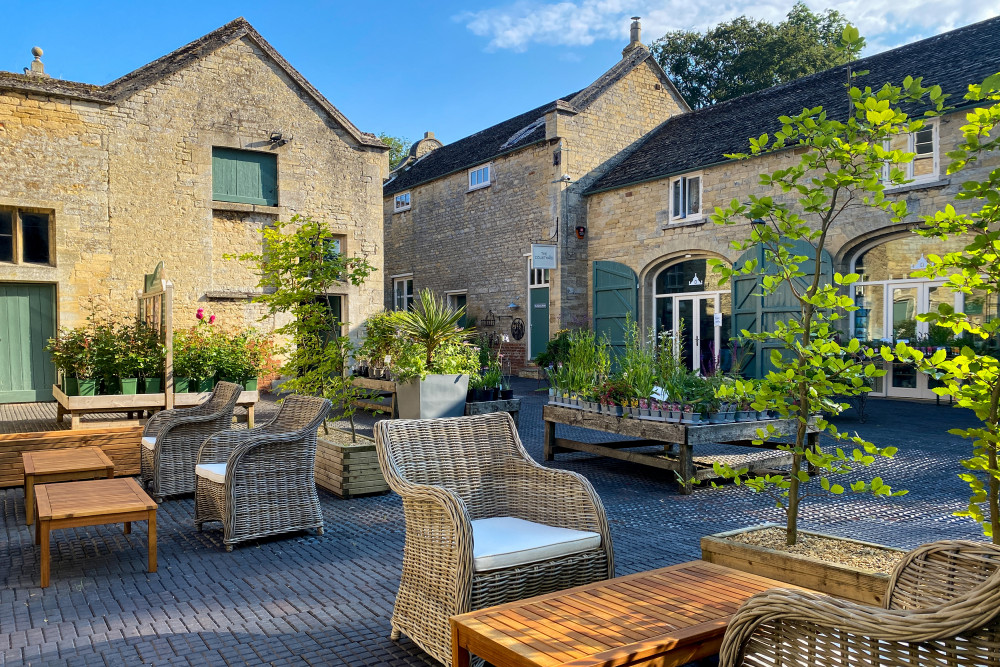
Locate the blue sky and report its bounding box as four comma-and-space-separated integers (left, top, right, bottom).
2, 0, 998, 147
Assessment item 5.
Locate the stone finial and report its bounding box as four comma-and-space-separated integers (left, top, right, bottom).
622, 17, 643, 57
424, 131, 435, 139
24, 46, 50, 78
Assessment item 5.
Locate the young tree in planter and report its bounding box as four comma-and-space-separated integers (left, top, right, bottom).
708, 27, 943, 544
905, 74, 1000, 543
396, 288, 471, 370
231, 215, 376, 442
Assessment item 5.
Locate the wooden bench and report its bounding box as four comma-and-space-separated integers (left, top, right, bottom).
451, 560, 804, 667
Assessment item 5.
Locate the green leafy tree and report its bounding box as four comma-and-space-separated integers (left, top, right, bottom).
378, 133, 411, 170
905, 73, 1000, 542
708, 27, 945, 545
231, 214, 376, 441
650, 2, 860, 109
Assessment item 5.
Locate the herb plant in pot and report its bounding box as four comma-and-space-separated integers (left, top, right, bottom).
393, 289, 476, 419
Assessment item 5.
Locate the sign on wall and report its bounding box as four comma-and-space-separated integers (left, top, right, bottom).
531, 244, 557, 270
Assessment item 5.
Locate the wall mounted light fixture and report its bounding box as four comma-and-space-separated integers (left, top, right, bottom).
575, 226, 586, 239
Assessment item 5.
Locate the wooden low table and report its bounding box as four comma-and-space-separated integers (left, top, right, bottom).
34, 477, 157, 588
451, 560, 802, 667
23, 446, 116, 524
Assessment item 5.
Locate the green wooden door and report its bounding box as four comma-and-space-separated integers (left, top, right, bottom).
0, 283, 56, 402
731, 240, 833, 379
529, 287, 549, 360
593, 261, 638, 361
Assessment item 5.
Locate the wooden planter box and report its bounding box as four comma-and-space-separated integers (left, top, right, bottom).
0, 426, 143, 488
465, 398, 521, 427
315, 430, 389, 499
701, 524, 904, 606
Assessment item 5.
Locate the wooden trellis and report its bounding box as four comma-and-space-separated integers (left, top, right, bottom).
136, 262, 174, 409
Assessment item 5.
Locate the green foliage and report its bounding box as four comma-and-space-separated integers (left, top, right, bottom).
535, 328, 573, 367
620, 316, 657, 399
229, 214, 376, 441
378, 133, 412, 170
707, 27, 930, 544
395, 288, 472, 370
650, 2, 860, 109
48, 320, 165, 382
907, 74, 1000, 542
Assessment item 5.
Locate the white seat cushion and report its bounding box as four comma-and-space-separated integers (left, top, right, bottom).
194, 463, 227, 484
141, 436, 156, 450
471, 517, 601, 572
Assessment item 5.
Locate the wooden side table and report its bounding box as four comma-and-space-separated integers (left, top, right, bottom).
23, 446, 115, 524
34, 477, 157, 588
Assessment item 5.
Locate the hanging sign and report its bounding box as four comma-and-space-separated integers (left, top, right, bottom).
531, 244, 557, 270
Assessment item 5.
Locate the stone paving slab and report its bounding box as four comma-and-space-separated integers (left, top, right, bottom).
0, 379, 985, 665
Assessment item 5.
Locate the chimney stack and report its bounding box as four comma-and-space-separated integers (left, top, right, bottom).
24, 47, 49, 78
622, 17, 643, 57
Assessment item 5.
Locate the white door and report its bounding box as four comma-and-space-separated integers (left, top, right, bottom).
671, 293, 721, 374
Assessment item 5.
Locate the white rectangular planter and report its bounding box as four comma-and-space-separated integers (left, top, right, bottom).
396, 374, 470, 419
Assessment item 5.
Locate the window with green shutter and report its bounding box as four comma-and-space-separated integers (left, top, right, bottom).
212, 147, 278, 206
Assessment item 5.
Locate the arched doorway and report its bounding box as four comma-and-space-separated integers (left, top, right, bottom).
652, 258, 731, 373
850, 233, 995, 398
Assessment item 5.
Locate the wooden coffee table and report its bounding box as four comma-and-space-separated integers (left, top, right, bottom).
23, 446, 116, 524
451, 560, 802, 667
34, 477, 157, 588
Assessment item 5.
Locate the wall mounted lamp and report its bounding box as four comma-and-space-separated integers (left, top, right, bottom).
575, 226, 587, 239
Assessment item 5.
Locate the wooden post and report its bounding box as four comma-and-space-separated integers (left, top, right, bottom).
678, 443, 695, 495
543, 418, 557, 461
163, 279, 173, 411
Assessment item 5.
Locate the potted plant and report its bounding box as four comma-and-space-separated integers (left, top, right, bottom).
500, 377, 514, 400
393, 289, 476, 419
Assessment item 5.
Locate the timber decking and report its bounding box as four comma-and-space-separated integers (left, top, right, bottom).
451, 560, 802, 667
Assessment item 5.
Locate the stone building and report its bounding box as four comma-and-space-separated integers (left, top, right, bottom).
582, 16, 1000, 399
383, 19, 688, 370
0, 18, 387, 402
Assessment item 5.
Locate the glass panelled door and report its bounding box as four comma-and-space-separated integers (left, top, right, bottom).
668, 293, 722, 373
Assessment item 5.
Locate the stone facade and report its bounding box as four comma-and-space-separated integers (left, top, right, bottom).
0, 20, 386, 357
383, 47, 685, 369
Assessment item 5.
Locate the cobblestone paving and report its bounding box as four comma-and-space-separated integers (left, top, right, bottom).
0, 381, 983, 665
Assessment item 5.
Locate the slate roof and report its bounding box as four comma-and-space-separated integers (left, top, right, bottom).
584, 15, 1000, 195
383, 46, 688, 197
0, 18, 386, 149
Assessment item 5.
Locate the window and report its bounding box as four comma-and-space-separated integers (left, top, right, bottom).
468, 164, 491, 191
394, 192, 411, 212
529, 268, 550, 287
212, 147, 278, 206
883, 121, 938, 185
669, 173, 701, 221
0, 208, 51, 265
394, 277, 414, 311
446, 291, 468, 328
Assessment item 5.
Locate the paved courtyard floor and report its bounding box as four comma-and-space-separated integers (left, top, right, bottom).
0, 379, 984, 665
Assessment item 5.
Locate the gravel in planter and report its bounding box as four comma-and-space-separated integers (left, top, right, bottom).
726, 526, 904, 573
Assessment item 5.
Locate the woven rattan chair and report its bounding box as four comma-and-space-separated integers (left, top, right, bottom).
140, 381, 243, 501
374, 412, 614, 667
720, 539, 1000, 666
193, 394, 331, 551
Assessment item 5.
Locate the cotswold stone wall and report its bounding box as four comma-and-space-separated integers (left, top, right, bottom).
584, 110, 998, 331
0, 36, 385, 343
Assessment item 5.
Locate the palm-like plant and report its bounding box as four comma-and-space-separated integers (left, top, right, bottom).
397, 288, 470, 368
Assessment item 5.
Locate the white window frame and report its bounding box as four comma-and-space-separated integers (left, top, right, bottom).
668, 172, 703, 222
393, 275, 414, 311
468, 164, 491, 191
883, 119, 939, 185
393, 192, 411, 213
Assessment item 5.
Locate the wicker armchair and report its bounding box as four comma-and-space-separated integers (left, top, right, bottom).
140, 381, 243, 501
374, 412, 614, 667
193, 394, 331, 551
720, 539, 1000, 667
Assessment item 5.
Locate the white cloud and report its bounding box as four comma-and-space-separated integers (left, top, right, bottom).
456, 0, 1000, 55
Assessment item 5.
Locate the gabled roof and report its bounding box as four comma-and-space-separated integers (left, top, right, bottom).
383, 46, 688, 197
0, 18, 386, 150
584, 14, 1000, 195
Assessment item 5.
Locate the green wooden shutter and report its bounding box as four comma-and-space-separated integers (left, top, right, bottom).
212, 148, 277, 206
593, 261, 638, 362
0, 283, 56, 402
731, 240, 833, 378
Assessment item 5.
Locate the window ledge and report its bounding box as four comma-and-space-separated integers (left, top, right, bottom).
393, 207, 411, 214
211, 201, 281, 214
467, 184, 491, 193
658, 216, 705, 230
204, 290, 261, 301
884, 178, 950, 195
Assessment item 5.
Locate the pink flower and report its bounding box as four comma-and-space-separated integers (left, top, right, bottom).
196, 308, 205, 320
209, 315, 216, 324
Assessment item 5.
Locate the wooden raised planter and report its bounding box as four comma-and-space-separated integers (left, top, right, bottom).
701, 523, 904, 606
315, 430, 389, 499
0, 426, 143, 488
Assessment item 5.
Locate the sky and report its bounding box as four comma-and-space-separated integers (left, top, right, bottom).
2, 0, 998, 147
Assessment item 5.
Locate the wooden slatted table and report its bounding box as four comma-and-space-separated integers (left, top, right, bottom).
451, 560, 802, 667
34, 477, 157, 589
22, 446, 116, 524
